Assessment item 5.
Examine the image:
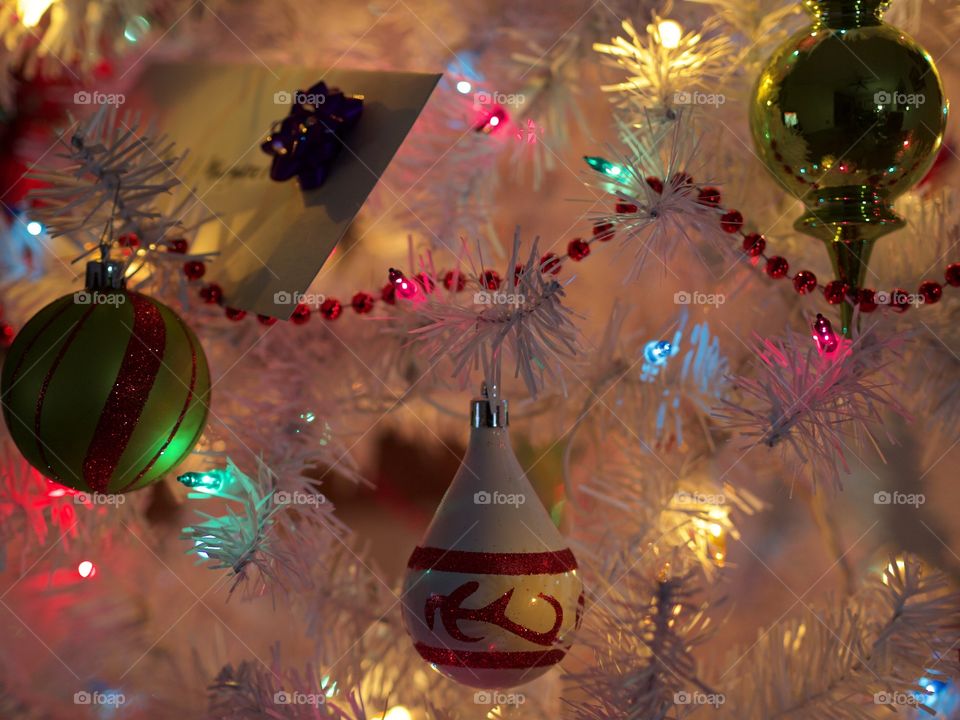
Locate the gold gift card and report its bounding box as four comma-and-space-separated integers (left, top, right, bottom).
130, 64, 440, 317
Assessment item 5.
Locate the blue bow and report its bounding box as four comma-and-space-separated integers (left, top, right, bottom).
261, 81, 363, 190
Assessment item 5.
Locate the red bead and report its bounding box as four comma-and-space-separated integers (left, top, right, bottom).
919, 280, 942, 304
823, 280, 847, 304
381, 282, 397, 305
290, 303, 312, 324
443, 270, 466, 292
351, 292, 375, 314
0, 322, 14, 347
168, 238, 188, 253
645, 177, 663, 194
319, 298, 342, 320
540, 253, 561, 275
720, 210, 744, 233
593, 223, 614, 242
415, 272, 435, 293
481, 270, 501, 290
257, 314, 277, 326
697, 186, 721, 206
183, 260, 206, 280
742, 233, 765, 257
117, 232, 140, 248
670, 172, 694, 187
945, 263, 960, 287
765, 256, 789, 278
793, 270, 817, 294
225, 307, 247, 321
891, 288, 910, 312
859, 288, 878, 313
568, 238, 590, 261
199, 283, 222, 304
615, 200, 638, 213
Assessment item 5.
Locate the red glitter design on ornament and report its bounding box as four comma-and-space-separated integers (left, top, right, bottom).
82, 294, 166, 493
425, 581, 563, 646
33, 305, 97, 483
408, 546, 577, 574
413, 642, 566, 669
119, 312, 202, 492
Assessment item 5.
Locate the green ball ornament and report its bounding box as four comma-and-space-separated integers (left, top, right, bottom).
1, 282, 210, 494
750, 0, 948, 333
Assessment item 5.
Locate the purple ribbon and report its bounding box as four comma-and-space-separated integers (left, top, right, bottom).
260, 81, 363, 190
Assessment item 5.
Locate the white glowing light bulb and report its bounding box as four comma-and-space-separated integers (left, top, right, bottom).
26, 221, 43, 236
17, 0, 54, 27
456, 80, 472, 94
657, 19, 683, 49
77, 560, 96, 578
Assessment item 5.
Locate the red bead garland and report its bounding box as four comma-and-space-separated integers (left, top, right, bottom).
823, 281, 847, 305
593, 223, 615, 242
184, 261, 206, 280
290, 303, 312, 324
742, 233, 765, 257
481, 270, 501, 290
946, 263, 960, 287
919, 280, 942, 304
568, 238, 590, 261
351, 292, 375, 314
540, 253, 561, 275
319, 299, 342, 320
443, 270, 466, 292
720, 210, 743, 233
697, 187, 721, 207
189, 174, 960, 330
793, 270, 817, 294
765, 256, 789, 279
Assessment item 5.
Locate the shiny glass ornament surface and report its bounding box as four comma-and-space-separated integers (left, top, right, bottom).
750, 0, 948, 333
402, 393, 582, 689
1, 290, 210, 493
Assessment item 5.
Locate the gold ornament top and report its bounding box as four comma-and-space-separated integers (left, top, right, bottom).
801, 0, 892, 27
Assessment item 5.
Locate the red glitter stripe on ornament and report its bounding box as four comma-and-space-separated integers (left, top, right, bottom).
408, 547, 577, 575
6, 299, 75, 386
413, 642, 566, 669
33, 305, 97, 483
119, 313, 200, 493
82, 294, 166, 493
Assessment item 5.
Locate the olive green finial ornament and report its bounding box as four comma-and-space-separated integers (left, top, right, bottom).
750, 0, 948, 335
